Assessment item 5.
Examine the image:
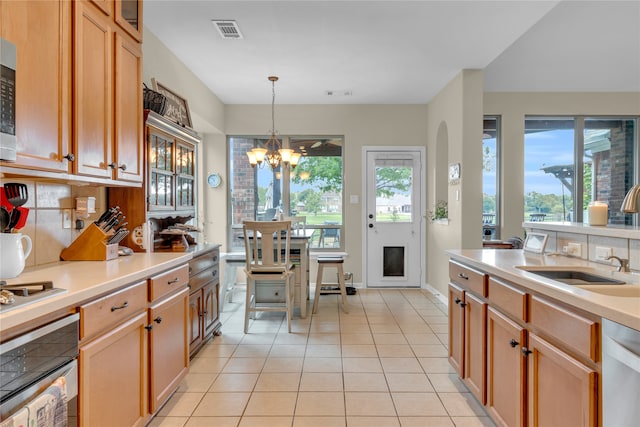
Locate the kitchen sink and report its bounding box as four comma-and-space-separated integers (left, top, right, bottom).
516, 267, 626, 286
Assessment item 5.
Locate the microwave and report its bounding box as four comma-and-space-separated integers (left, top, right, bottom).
1, 38, 16, 162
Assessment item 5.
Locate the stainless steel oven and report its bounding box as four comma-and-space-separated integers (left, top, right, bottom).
0, 313, 79, 423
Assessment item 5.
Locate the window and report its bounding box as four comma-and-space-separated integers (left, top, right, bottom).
524, 117, 638, 225
483, 116, 500, 239
228, 136, 344, 251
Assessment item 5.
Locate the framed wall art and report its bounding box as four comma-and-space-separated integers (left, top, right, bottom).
151, 78, 192, 128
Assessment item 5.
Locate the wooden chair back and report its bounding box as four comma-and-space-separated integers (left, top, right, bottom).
243, 220, 292, 273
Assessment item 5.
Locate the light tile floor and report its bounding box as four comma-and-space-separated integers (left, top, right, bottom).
149, 287, 495, 427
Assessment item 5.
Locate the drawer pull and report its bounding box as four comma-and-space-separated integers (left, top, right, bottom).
154, 316, 163, 324
167, 277, 180, 285
111, 301, 129, 312
509, 339, 519, 348
522, 347, 533, 357
458, 273, 469, 280
454, 298, 462, 305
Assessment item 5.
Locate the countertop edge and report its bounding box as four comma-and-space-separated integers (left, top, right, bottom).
0, 252, 194, 332
447, 249, 640, 331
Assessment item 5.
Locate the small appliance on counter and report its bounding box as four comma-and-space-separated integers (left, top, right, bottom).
0, 38, 17, 162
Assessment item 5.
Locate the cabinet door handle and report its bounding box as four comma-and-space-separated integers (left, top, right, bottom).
63, 153, 75, 162
458, 273, 469, 280
111, 301, 129, 312
167, 277, 180, 285
145, 324, 153, 331
108, 162, 118, 169
522, 347, 533, 356
118, 164, 127, 171
459, 302, 467, 308
509, 339, 519, 348
154, 316, 163, 324
454, 298, 462, 305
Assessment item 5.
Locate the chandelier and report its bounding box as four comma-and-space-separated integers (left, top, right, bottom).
246, 76, 301, 170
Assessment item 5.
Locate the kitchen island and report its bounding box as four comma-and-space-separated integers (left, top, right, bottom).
447, 249, 640, 427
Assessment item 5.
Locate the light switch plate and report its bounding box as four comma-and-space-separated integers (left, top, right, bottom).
567, 242, 582, 257
62, 209, 72, 229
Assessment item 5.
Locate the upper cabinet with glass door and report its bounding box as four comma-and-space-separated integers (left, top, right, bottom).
89, 0, 142, 41
115, 0, 142, 41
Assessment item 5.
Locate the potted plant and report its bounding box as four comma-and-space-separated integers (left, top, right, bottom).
428, 200, 448, 223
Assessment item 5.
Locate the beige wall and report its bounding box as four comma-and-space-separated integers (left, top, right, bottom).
225, 104, 429, 281
484, 92, 640, 240
425, 70, 484, 296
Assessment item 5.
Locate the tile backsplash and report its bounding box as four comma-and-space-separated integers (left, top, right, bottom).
0, 179, 106, 267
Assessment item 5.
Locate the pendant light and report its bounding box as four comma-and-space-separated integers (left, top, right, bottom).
246, 76, 300, 169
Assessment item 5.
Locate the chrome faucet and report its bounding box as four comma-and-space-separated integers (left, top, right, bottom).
606, 255, 630, 272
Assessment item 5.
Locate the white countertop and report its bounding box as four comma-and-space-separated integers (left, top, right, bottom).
447, 249, 640, 330
0, 252, 193, 331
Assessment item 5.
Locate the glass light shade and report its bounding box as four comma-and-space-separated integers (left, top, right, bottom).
246, 150, 257, 167
252, 147, 267, 163
290, 152, 301, 168
280, 149, 294, 163
299, 171, 310, 180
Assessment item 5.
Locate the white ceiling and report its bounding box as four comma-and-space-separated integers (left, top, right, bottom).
144, 0, 640, 105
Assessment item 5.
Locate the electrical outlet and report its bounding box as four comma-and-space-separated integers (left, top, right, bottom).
567, 242, 582, 257
132, 226, 145, 246
595, 246, 613, 260
62, 209, 72, 229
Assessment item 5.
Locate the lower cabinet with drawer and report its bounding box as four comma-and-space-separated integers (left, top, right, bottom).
78, 264, 190, 427
448, 260, 600, 427
188, 246, 222, 357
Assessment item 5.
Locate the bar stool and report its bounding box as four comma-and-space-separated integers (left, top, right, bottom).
313, 257, 349, 314
220, 253, 246, 313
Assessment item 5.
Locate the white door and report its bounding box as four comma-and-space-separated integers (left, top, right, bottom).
364, 148, 424, 288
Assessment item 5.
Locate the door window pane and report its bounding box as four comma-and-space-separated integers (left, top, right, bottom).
374, 160, 413, 223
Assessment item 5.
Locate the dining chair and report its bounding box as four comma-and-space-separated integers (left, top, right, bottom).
242, 220, 294, 333
287, 215, 306, 235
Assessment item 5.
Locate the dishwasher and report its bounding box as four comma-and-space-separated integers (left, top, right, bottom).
602, 318, 640, 426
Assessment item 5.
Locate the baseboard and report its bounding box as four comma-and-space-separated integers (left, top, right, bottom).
422, 283, 448, 306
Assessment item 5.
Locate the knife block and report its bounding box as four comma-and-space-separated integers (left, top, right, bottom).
60, 223, 119, 261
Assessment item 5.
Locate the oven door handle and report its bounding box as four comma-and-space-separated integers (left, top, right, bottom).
0, 313, 79, 354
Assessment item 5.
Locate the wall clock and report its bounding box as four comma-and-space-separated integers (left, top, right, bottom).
207, 172, 222, 188
449, 163, 461, 184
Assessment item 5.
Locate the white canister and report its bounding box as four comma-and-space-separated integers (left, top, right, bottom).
0, 233, 33, 279
587, 201, 608, 226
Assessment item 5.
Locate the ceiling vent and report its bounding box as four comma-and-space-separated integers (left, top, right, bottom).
325, 90, 353, 97
212, 20, 243, 39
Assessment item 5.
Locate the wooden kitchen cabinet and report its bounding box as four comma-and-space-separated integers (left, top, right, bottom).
527, 332, 598, 427
448, 283, 465, 376
463, 291, 487, 404
74, 0, 143, 183
78, 263, 190, 426
188, 247, 221, 356
487, 306, 527, 427
79, 281, 149, 427
448, 259, 601, 427
108, 111, 200, 251
0, 0, 73, 172
148, 287, 189, 413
